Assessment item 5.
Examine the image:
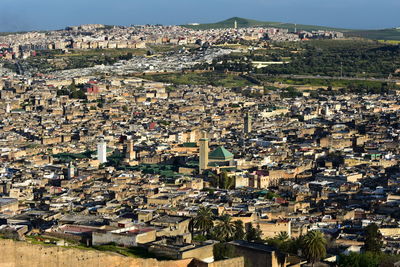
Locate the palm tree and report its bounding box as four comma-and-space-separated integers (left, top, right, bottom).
276, 231, 289, 241
214, 214, 236, 242
193, 206, 214, 235
274, 231, 290, 267
303, 230, 327, 267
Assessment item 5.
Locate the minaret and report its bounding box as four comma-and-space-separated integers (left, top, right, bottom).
325, 105, 331, 117
199, 131, 209, 173
5, 103, 10, 113
97, 137, 107, 164
67, 162, 75, 179
244, 112, 252, 134
126, 139, 136, 161
234, 20, 238, 30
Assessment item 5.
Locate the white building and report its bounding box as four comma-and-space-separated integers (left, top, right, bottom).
97, 138, 107, 164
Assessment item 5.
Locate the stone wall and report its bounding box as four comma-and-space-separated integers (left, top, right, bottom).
0, 239, 192, 267
189, 257, 244, 267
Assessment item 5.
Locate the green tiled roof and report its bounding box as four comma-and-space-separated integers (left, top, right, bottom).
209, 146, 234, 160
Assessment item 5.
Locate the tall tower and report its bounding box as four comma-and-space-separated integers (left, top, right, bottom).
125, 139, 136, 161
67, 162, 75, 179
199, 131, 209, 173
325, 105, 331, 117
234, 20, 238, 30
97, 137, 107, 164
5, 103, 10, 113
244, 112, 252, 134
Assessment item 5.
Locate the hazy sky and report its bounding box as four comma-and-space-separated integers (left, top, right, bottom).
1, 0, 399, 32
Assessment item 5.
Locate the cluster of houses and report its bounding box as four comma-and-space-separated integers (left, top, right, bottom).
1, 65, 400, 266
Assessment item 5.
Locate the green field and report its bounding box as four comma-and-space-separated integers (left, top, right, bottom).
53, 150, 95, 163
139, 72, 255, 88
257, 76, 399, 95
258, 76, 396, 88
207, 39, 400, 79
21, 48, 147, 73
346, 28, 400, 41
93, 244, 162, 259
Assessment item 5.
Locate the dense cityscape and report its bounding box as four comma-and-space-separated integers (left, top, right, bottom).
1, 15, 400, 267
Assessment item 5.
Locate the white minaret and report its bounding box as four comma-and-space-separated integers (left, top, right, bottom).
97, 137, 107, 164
199, 131, 209, 173
325, 105, 331, 116
234, 20, 238, 30
5, 103, 10, 113
67, 162, 75, 179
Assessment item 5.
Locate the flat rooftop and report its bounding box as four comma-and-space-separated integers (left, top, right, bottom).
229, 240, 276, 253
0, 198, 18, 207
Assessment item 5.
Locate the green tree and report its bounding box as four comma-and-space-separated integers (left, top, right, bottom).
303, 230, 327, 267
57, 88, 69, 96
193, 206, 214, 235
245, 223, 263, 242
69, 88, 86, 99
213, 243, 235, 261
213, 214, 236, 242
364, 223, 383, 253
338, 252, 380, 267
276, 231, 289, 241
193, 234, 207, 243
68, 81, 77, 91
233, 220, 245, 240
216, 171, 234, 190
287, 236, 304, 255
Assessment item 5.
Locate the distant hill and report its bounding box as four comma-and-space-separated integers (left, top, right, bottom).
183, 17, 400, 41
346, 28, 400, 41
184, 17, 348, 32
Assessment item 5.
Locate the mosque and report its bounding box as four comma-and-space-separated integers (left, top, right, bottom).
198, 131, 235, 173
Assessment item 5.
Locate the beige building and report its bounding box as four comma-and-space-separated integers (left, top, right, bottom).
256, 220, 291, 239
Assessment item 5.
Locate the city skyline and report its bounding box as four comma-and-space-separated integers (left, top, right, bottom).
2, 1, 400, 266
1, 0, 400, 32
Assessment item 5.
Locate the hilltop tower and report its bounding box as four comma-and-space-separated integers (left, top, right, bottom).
244, 112, 252, 134
97, 137, 107, 164
199, 131, 209, 173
